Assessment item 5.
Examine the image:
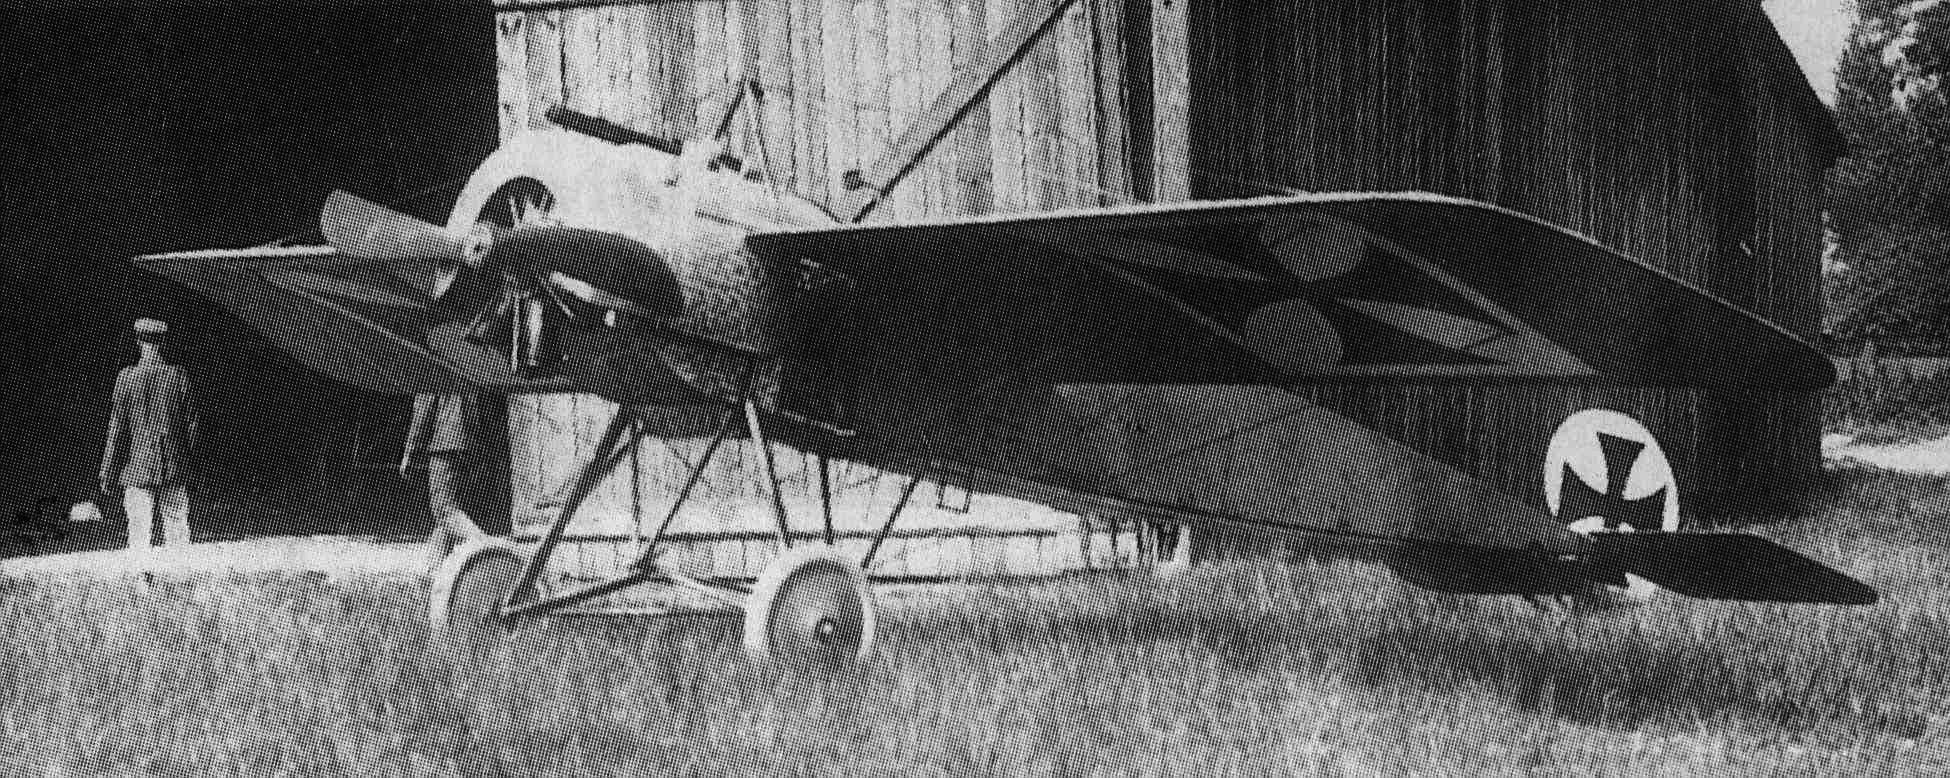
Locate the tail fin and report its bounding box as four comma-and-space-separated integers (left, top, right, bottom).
1589, 532, 1878, 605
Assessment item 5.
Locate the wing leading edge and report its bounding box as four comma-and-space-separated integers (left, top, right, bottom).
747, 192, 1834, 391
136, 246, 567, 395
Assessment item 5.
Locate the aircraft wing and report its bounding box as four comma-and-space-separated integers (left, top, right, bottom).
747, 192, 1833, 390
135, 246, 569, 395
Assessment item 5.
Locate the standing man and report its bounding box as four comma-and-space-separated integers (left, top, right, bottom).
401, 393, 488, 572
99, 318, 198, 549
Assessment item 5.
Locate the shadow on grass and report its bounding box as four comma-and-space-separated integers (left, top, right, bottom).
1348, 614, 1927, 741
878, 563, 1928, 743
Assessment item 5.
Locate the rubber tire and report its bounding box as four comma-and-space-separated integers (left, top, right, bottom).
429, 537, 530, 644
742, 547, 876, 669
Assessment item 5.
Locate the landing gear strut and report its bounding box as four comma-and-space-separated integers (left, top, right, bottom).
425, 377, 887, 668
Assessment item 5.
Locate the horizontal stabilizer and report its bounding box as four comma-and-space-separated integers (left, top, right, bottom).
1590, 532, 1878, 605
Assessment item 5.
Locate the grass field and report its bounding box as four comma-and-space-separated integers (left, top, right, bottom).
4, 465, 1949, 776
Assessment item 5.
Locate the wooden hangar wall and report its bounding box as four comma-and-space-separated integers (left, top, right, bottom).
1181, 0, 1833, 511
485, 0, 1832, 575
489, 0, 1154, 580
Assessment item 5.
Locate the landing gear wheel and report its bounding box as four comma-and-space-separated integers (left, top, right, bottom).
1542, 408, 1681, 609
743, 547, 876, 669
429, 537, 531, 645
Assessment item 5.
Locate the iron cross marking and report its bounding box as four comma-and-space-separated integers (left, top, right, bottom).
1106, 218, 1512, 367
1558, 432, 1668, 531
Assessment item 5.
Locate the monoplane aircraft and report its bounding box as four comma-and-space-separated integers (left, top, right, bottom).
137, 17, 1877, 667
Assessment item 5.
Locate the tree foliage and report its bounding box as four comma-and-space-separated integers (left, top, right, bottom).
1828, 0, 1950, 348
1883, 0, 1950, 112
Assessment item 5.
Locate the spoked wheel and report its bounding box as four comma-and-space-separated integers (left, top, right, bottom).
429, 537, 533, 645
742, 547, 876, 669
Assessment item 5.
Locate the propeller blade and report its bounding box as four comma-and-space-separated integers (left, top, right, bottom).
320, 190, 464, 264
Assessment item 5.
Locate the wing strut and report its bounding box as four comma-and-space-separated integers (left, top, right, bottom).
833, 0, 1081, 222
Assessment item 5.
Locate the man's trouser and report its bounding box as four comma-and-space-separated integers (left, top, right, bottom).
123, 484, 191, 549
425, 452, 485, 570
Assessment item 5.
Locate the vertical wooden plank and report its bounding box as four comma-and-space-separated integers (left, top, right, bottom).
630, 427, 660, 549
528, 394, 558, 523
1149, 0, 1189, 202
791, 0, 830, 197
720, 0, 752, 156
951, 0, 993, 215
603, 6, 631, 122
566, 396, 602, 538
526, 8, 565, 130
914, 0, 955, 216
823, 0, 860, 208
1469, 0, 1505, 203
535, 394, 580, 535
602, 405, 639, 537
854, 0, 891, 220
1494, 0, 1532, 216
693, 0, 729, 134
611, 6, 654, 133
752, 0, 798, 187
565, 395, 592, 538
986, 0, 1027, 213
557, 391, 585, 540
1017, 2, 1061, 210
1221, 0, 1259, 194
883, 0, 918, 218
1090, 0, 1132, 205
921, 0, 949, 218
506, 394, 539, 534
658, 5, 698, 139
496, 12, 531, 142
559, 8, 600, 117
1056, 2, 1099, 206
918, 0, 950, 216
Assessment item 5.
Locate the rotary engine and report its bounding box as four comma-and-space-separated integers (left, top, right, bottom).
321, 129, 824, 406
